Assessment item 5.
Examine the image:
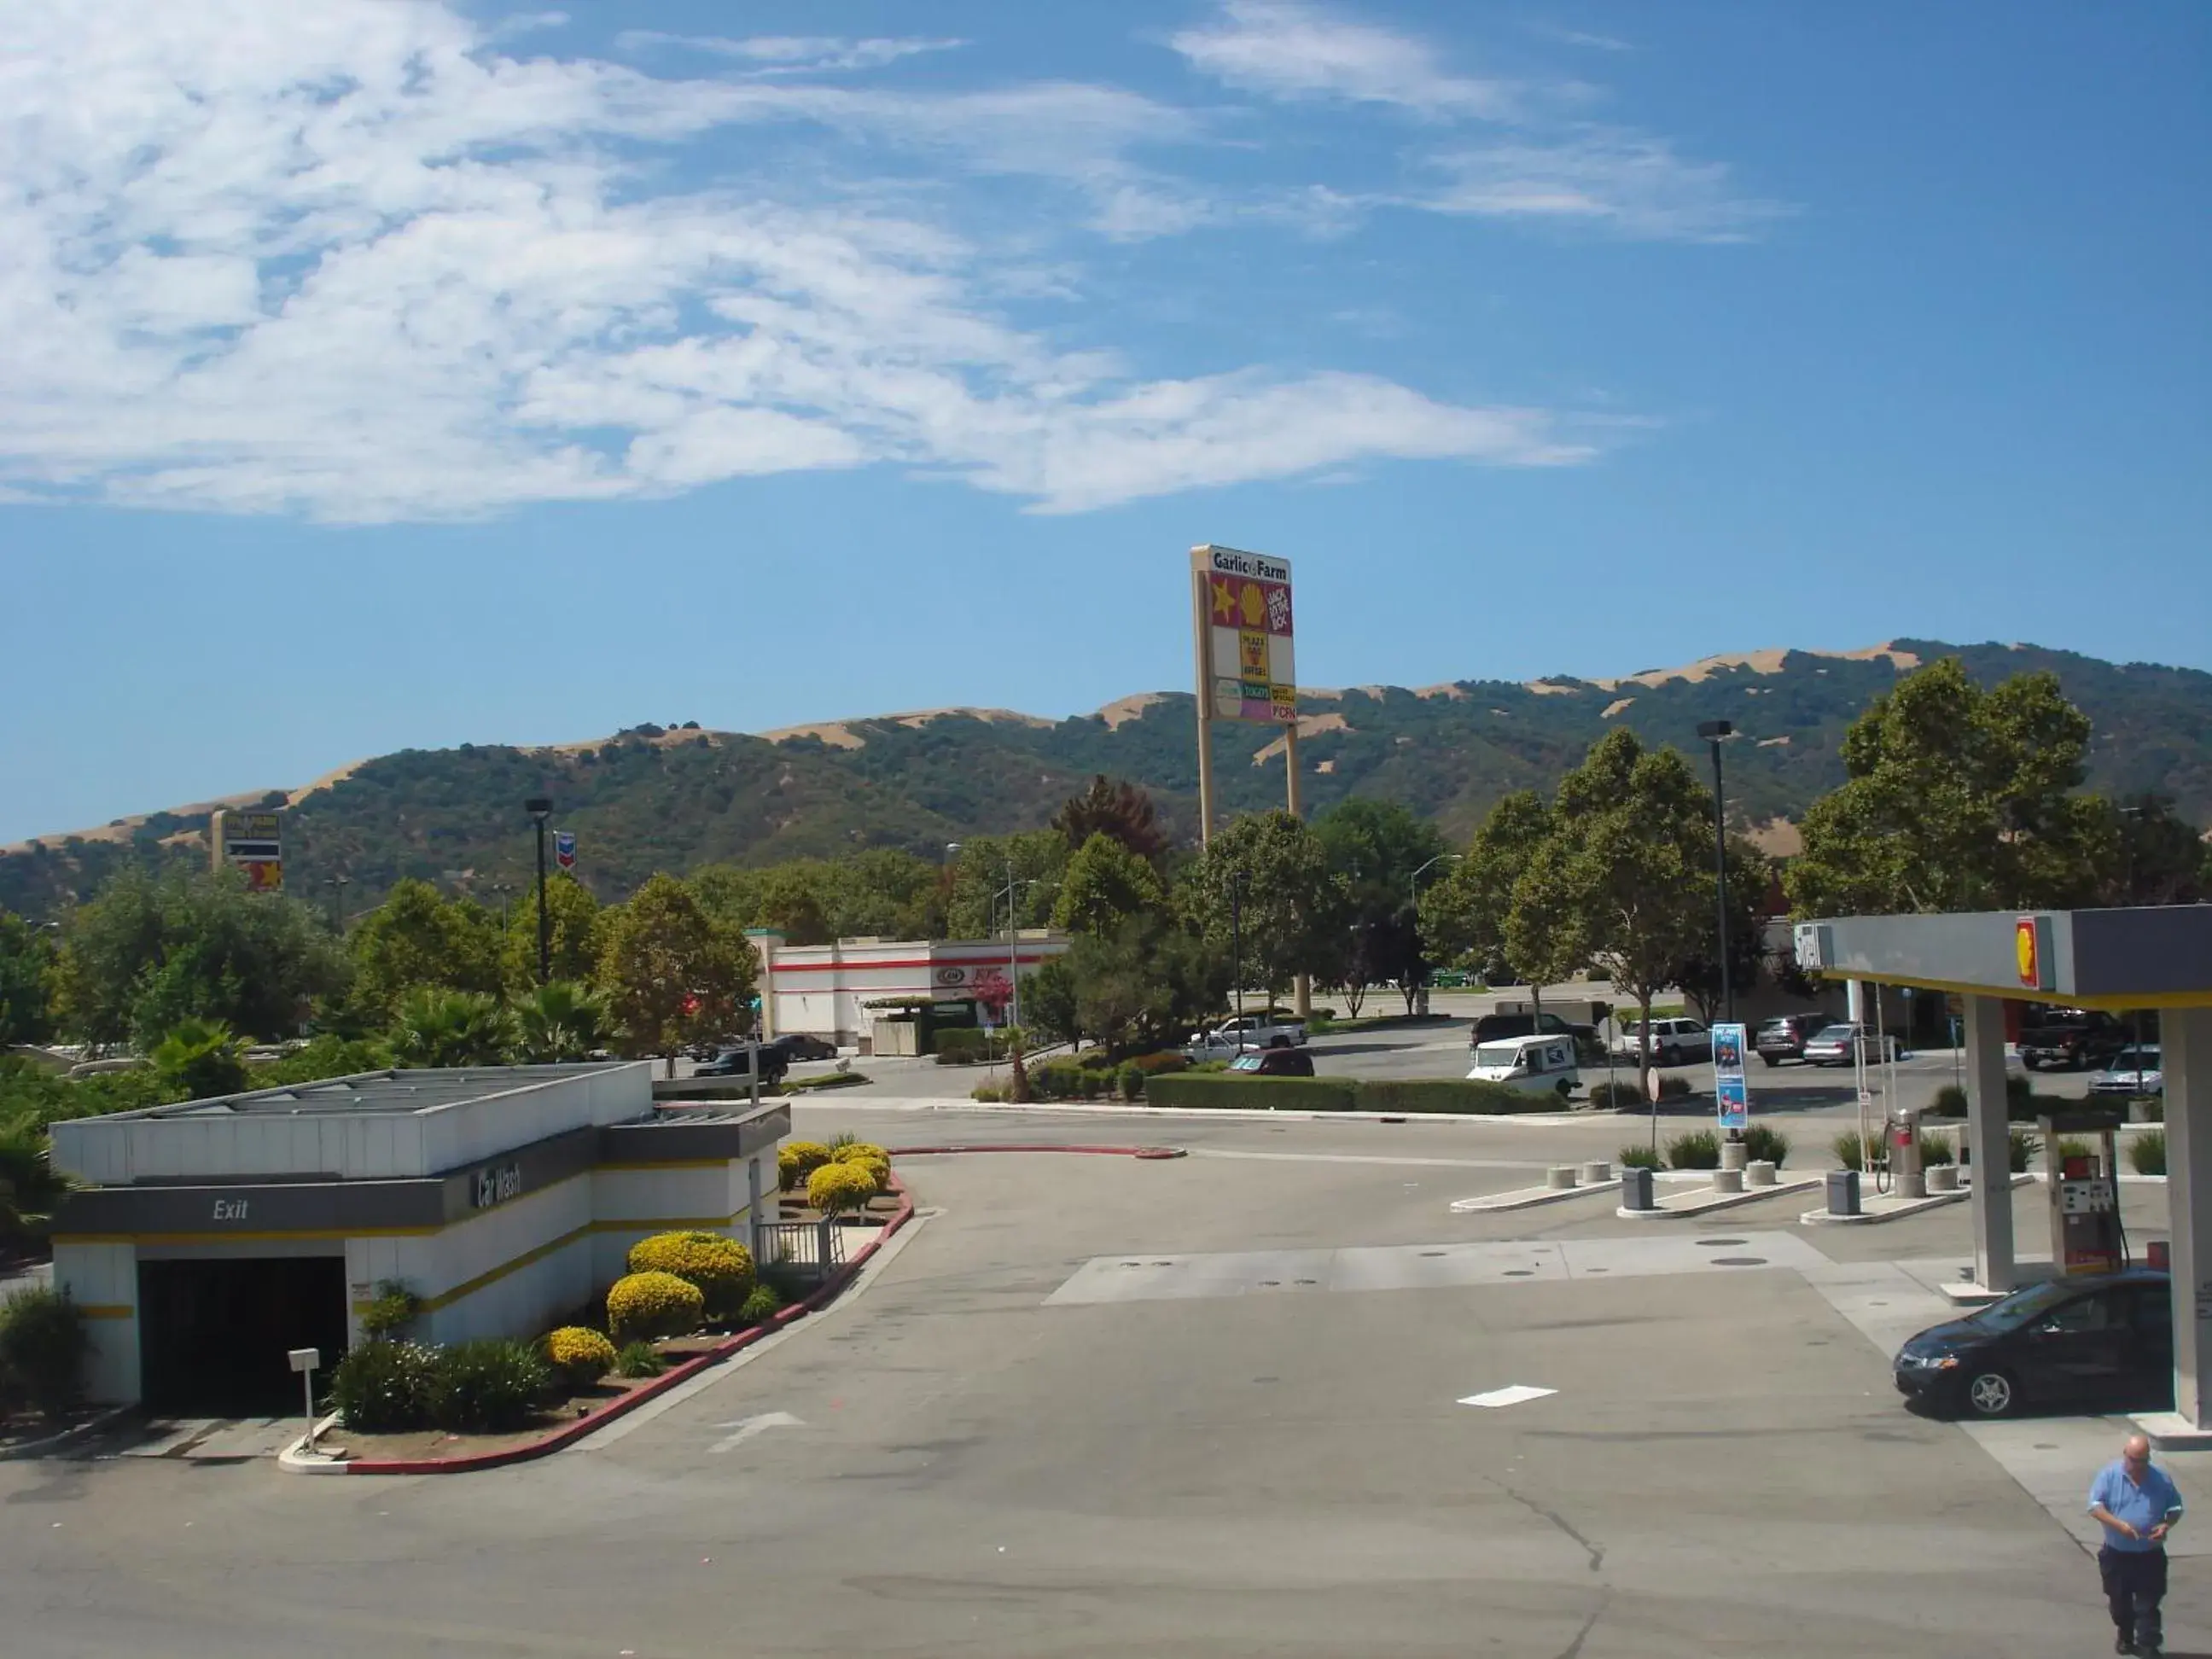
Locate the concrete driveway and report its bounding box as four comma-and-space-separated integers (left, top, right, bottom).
0, 1105, 2194, 1657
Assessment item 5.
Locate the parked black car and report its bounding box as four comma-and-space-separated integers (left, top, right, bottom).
1754, 1012, 1831, 1066
694, 1045, 790, 1084
1892, 1269, 2172, 1418
2018, 1007, 2129, 1071
1228, 1048, 1315, 1077
771, 1033, 839, 1062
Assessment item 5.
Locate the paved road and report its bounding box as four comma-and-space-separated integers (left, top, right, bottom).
3, 1103, 2196, 1657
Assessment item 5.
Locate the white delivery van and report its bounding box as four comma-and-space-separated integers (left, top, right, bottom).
1467, 1033, 1580, 1099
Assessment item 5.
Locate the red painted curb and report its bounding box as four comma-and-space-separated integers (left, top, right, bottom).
337, 1179, 916, 1476
888, 1144, 1187, 1159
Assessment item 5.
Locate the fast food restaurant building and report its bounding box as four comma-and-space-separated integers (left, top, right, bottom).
47, 1062, 787, 1410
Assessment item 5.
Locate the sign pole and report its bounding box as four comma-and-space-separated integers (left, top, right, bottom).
1286, 719, 1310, 1018
1191, 561, 1216, 845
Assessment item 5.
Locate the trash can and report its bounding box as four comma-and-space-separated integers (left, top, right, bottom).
1621, 1166, 1655, 1211
1825, 1169, 1860, 1217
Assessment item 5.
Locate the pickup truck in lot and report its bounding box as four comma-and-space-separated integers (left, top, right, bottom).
1186, 1013, 1308, 1060
2017, 1008, 2128, 1071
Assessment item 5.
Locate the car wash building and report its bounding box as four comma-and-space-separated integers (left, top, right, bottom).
47, 1063, 787, 1412
1797, 905, 2212, 1443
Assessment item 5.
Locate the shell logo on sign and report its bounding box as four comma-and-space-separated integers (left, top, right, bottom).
2014, 917, 2042, 988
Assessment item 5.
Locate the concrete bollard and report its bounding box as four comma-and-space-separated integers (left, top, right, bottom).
1546, 1166, 1579, 1190
1581, 1161, 1612, 1185
1720, 1140, 1749, 1173
1898, 1169, 1927, 1200
1621, 1166, 1656, 1210
1825, 1168, 1861, 1217
1711, 1167, 1744, 1194
1745, 1160, 1777, 1187
1927, 1165, 1959, 1192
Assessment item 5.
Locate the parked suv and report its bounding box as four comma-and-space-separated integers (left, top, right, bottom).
1228, 1049, 1316, 1077
695, 1044, 789, 1085
1612, 1017, 1713, 1067
1755, 1013, 1831, 1067
2018, 1008, 2129, 1071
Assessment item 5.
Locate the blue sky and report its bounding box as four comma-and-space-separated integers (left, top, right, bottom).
3, 1, 2206, 843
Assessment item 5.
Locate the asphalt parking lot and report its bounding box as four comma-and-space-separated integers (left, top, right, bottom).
0, 1104, 2197, 1658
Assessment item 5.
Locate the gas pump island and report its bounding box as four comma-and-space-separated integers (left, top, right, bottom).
1795, 905, 2212, 1445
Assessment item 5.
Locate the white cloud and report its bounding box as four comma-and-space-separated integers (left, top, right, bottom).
0, 0, 1591, 522
1421, 131, 1789, 242
615, 32, 965, 75
1170, 0, 1518, 119
1172, 0, 1780, 243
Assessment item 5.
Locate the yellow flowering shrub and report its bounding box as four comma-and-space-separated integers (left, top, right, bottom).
779, 1141, 832, 1191
606, 1270, 704, 1342
626, 1231, 755, 1315
544, 1325, 618, 1388
806, 1161, 879, 1217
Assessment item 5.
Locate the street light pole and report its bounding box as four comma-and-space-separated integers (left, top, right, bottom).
1695, 722, 1735, 1024
525, 797, 553, 986
323, 875, 350, 934
1231, 868, 1248, 1054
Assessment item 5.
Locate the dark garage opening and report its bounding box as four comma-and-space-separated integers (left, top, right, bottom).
137, 1255, 350, 1416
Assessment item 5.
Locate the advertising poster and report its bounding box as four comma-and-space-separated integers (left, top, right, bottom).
1712, 1021, 1749, 1132
1191, 545, 1295, 725
216, 809, 284, 893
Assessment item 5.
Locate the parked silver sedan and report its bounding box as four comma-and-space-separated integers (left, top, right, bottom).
1802, 1022, 1904, 1066
2089, 1045, 2164, 1098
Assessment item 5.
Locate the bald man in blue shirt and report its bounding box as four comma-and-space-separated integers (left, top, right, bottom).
2088, 1434, 2185, 1656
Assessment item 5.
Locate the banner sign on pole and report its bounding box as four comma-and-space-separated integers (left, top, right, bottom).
1712, 1021, 1749, 1132
554, 830, 576, 871
1190, 545, 1296, 726
212, 808, 284, 893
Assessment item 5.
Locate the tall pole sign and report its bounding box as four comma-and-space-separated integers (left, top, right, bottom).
1190, 544, 1307, 1015
211, 808, 284, 893
1189, 544, 1298, 843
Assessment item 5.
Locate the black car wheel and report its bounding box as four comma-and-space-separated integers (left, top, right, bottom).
2022, 1054, 2040, 1071
1962, 1367, 2017, 1418
1759, 1053, 1778, 1068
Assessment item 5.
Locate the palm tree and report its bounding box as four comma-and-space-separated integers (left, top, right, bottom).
511, 981, 616, 1062
390, 990, 515, 1068
149, 1017, 249, 1101
0, 1115, 72, 1241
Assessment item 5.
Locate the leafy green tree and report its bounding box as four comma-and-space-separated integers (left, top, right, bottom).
0, 1115, 72, 1240
1180, 812, 1347, 998
390, 990, 515, 1068
511, 980, 617, 1063
2100, 793, 2208, 906
1511, 730, 1716, 1095
691, 851, 947, 946
1021, 954, 1081, 1049
501, 874, 605, 991
1314, 798, 1448, 1013
253, 1033, 392, 1086
1668, 838, 1775, 1026
0, 911, 56, 1046
1065, 917, 1225, 1057
946, 833, 1068, 940
150, 1017, 250, 1101
53, 867, 347, 1049
1053, 776, 1168, 863
1421, 791, 1551, 984
597, 875, 755, 1072
349, 881, 505, 1019
1051, 834, 1167, 937
1787, 658, 2118, 917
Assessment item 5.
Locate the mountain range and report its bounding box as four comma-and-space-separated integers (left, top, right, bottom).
6, 638, 2209, 922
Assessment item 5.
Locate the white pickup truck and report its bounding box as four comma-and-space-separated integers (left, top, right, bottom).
1185, 1013, 1309, 1060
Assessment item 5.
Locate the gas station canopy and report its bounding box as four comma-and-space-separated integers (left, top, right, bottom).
1795, 905, 2212, 1010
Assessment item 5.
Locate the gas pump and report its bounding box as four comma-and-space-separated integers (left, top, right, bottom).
1883, 1104, 1924, 1199
2038, 1109, 2127, 1278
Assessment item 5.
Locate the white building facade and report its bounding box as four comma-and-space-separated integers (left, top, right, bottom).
752, 932, 1070, 1048
49, 1064, 786, 1408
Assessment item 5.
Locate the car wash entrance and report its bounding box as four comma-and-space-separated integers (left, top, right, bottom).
137, 1254, 349, 1415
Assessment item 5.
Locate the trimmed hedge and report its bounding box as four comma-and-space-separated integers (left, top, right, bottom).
1141, 1075, 1564, 1114
429, 1339, 550, 1433
544, 1326, 618, 1389
807, 1161, 879, 1216
329, 1338, 440, 1432
779, 1141, 832, 1191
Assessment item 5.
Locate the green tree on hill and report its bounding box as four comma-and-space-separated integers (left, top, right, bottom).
597, 875, 755, 1073
1786, 658, 2118, 916
53, 868, 346, 1048
348, 880, 504, 1019
1179, 812, 1348, 998
1052, 776, 1168, 863
501, 874, 605, 991
1421, 790, 1551, 985
1051, 833, 1167, 938
1314, 797, 1448, 1014
0, 911, 56, 1046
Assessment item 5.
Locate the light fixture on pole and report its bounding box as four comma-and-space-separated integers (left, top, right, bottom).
525, 797, 554, 986
1694, 721, 1737, 1023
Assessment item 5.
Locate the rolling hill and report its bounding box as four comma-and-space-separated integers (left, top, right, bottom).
5, 638, 2209, 921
